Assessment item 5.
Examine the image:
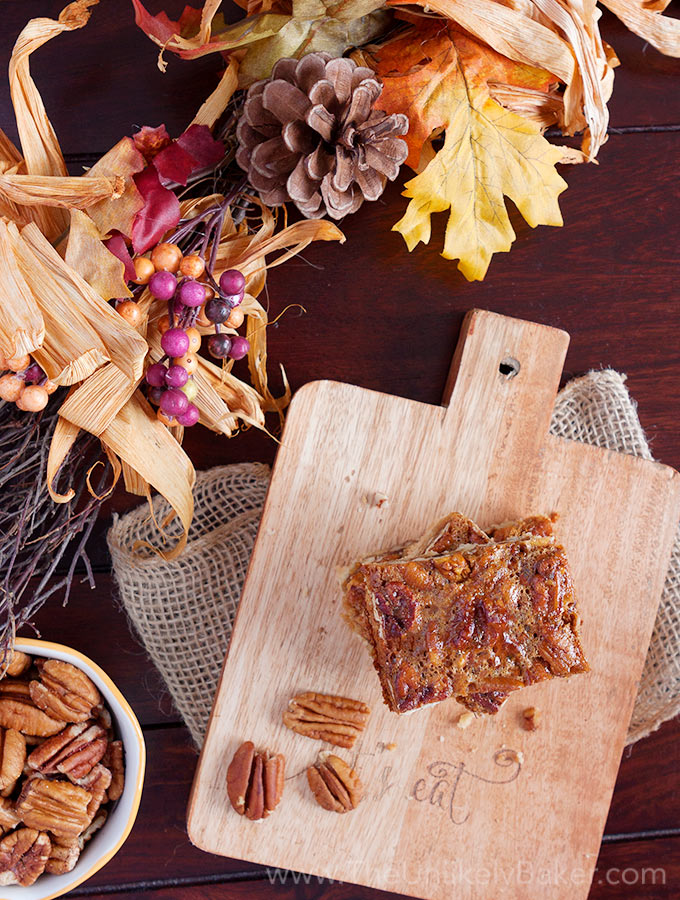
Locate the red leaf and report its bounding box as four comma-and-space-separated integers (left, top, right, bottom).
133, 124, 172, 162
153, 142, 197, 186
130, 1, 202, 44
130, 166, 181, 254
104, 231, 136, 281
176, 124, 225, 168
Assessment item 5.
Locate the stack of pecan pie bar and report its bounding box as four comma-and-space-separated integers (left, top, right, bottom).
342, 513, 589, 715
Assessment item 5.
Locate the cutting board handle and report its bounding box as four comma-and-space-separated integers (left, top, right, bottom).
441, 309, 570, 453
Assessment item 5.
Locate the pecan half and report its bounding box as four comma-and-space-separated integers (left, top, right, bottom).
102, 739, 124, 801
306, 753, 363, 813
283, 692, 370, 749
0, 727, 26, 795
0, 797, 20, 834
4, 650, 31, 678
75, 763, 112, 820
0, 681, 63, 737
16, 777, 92, 838
45, 834, 80, 876
0, 828, 51, 886
226, 741, 285, 821
27, 722, 107, 781
30, 660, 101, 724
81, 808, 107, 843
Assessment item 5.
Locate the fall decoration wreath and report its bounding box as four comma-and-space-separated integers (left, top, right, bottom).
0, 0, 677, 652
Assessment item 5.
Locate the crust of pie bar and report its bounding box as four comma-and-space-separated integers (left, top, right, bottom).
359, 536, 589, 714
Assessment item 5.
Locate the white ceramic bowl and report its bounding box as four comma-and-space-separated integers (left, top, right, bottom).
0, 639, 146, 900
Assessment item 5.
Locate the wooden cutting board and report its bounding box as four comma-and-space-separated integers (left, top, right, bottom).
188, 310, 680, 900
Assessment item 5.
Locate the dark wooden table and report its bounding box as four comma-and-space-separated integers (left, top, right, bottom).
2, 2, 679, 898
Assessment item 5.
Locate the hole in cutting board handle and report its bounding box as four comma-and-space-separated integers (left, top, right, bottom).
499, 357, 521, 380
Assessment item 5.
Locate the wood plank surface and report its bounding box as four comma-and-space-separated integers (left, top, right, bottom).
188, 312, 680, 900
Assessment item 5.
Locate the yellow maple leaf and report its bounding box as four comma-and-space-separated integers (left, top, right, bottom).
368, 23, 567, 280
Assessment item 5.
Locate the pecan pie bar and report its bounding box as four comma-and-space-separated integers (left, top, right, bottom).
358, 535, 588, 714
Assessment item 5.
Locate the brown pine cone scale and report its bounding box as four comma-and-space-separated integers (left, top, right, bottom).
237, 53, 408, 220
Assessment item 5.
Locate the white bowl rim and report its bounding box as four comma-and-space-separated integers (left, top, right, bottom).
0, 638, 147, 900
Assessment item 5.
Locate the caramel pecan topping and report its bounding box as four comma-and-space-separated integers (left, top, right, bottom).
28, 722, 107, 781
0, 827, 51, 886
0, 727, 26, 796
30, 660, 101, 724
282, 692, 370, 749
522, 706, 540, 731
4, 650, 31, 678
226, 741, 285, 821
0, 680, 63, 737
306, 753, 363, 813
16, 777, 92, 838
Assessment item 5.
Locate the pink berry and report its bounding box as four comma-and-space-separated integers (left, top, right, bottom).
149, 270, 177, 301
146, 363, 167, 387
160, 388, 188, 417
161, 328, 190, 357
165, 364, 188, 388
220, 269, 245, 296
224, 291, 244, 308
177, 402, 199, 427
178, 279, 205, 308
228, 336, 250, 360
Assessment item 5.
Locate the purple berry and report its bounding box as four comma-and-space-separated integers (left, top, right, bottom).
23, 363, 43, 384
219, 269, 245, 296
165, 364, 188, 388
160, 387, 188, 417
148, 385, 164, 405
228, 336, 250, 360
149, 270, 177, 301
177, 402, 199, 427
208, 333, 232, 359
205, 298, 230, 324
161, 327, 190, 357
146, 362, 167, 387
178, 279, 205, 308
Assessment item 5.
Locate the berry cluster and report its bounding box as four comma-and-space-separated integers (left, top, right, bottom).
0, 355, 56, 411
137, 241, 250, 429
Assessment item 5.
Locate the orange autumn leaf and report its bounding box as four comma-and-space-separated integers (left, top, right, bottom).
367, 20, 559, 170
362, 22, 567, 280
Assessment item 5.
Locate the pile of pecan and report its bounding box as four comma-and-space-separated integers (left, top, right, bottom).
0, 650, 125, 887
226, 691, 367, 821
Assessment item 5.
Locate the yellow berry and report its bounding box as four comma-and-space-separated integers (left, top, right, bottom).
173, 353, 198, 374
0, 374, 24, 402
156, 409, 175, 426
18, 385, 48, 411
132, 256, 155, 285
6, 354, 30, 373
179, 254, 205, 279
202, 285, 215, 302
157, 314, 171, 334
185, 327, 201, 353
151, 242, 182, 273
226, 307, 245, 329
195, 304, 211, 328
117, 300, 144, 327
44, 380, 58, 394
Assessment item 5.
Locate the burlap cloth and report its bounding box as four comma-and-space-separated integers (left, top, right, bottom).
108, 370, 680, 748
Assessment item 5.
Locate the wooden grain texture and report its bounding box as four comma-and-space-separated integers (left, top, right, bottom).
69, 836, 680, 899
188, 311, 680, 900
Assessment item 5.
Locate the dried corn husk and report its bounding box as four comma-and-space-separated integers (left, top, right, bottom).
58, 363, 140, 436
600, 0, 680, 56
100, 391, 195, 559
65, 209, 131, 300
47, 416, 81, 503
9, 1, 99, 239
0, 131, 23, 171
191, 57, 239, 128
0, 217, 45, 359
0, 174, 124, 210
18, 222, 147, 383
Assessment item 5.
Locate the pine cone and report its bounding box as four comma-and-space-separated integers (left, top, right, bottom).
236, 53, 409, 220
